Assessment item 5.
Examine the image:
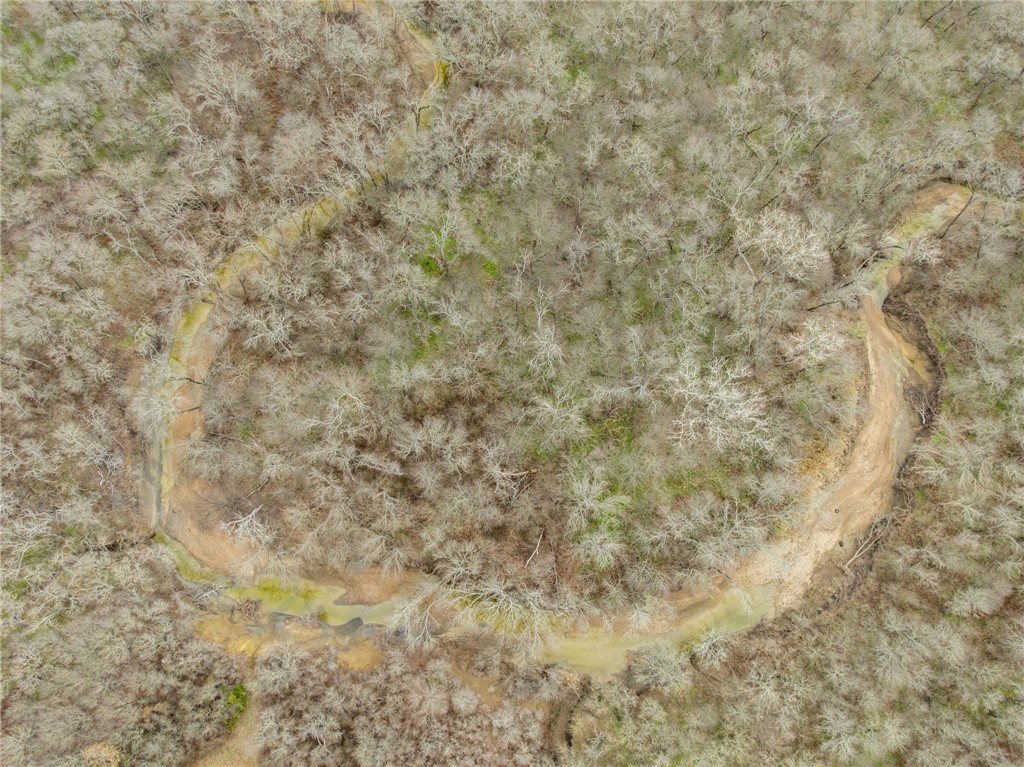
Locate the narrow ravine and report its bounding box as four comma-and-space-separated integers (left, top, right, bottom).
136, 19, 983, 677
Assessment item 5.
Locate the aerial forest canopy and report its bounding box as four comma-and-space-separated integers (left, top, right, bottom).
1, 2, 1022, 767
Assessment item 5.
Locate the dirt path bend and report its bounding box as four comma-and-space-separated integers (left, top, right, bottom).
140, 40, 992, 680
731, 183, 978, 610
140, 1, 446, 585
540, 182, 981, 676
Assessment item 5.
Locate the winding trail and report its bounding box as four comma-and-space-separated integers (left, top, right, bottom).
541, 182, 976, 674
142, 0, 446, 576
138, 28, 984, 677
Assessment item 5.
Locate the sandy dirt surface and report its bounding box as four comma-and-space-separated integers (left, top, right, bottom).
664, 183, 974, 611
192, 707, 259, 767
733, 281, 927, 608
166, 477, 256, 577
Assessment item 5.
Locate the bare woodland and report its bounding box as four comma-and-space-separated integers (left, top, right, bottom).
1, 1, 1022, 766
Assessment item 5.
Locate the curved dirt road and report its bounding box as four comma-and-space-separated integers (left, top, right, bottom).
540, 183, 980, 674
139, 44, 983, 676
733, 184, 975, 610
142, 2, 446, 580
